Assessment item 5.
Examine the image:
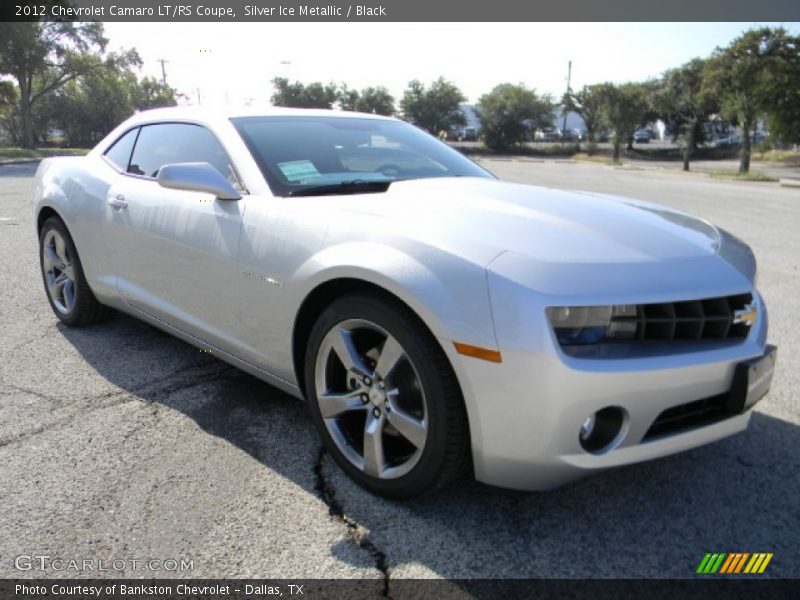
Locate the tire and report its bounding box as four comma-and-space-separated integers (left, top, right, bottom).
305, 292, 471, 499
39, 216, 111, 326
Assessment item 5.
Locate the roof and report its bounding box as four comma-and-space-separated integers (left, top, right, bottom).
129, 105, 398, 123
89, 105, 402, 160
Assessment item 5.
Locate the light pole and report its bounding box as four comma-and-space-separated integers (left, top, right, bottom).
562, 60, 572, 144
157, 58, 169, 85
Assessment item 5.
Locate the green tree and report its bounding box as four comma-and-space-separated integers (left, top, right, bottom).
357, 86, 395, 116
630, 80, 661, 150
338, 85, 395, 115
476, 83, 554, 151
338, 85, 360, 111
0, 80, 15, 112
131, 76, 179, 110
765, 77, 800, 146
0, 21, 111, 148
703, 27, 800, 172
34, 53, 177, 147
563, 84, 606, 155
400, 77, 466, 134
653, 59, 718, 171
270, 77, 338, 108
0, 81, 18, 144
761, 33, 800, 146
594, 82, 650, 162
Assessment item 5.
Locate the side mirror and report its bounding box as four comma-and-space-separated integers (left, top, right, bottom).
156, 162, 241, 200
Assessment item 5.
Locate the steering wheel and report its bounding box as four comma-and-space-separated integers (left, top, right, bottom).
376, 164, 402, 178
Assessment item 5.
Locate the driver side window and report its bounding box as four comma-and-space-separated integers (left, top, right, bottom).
128, 123, 240, 188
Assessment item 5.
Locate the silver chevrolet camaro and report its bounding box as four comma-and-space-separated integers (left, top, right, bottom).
33, 107, 776, 499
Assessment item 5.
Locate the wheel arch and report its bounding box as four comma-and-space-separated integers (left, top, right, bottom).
36, 205, 63, 234
292, 277, 452, 400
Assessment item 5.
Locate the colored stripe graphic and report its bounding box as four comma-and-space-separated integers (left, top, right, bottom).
720, 553, 749, 573
744, 553, 773, 574
720, 554, 735, 573
699, 552, 773, 574
697, 553, 727, 574
734, 553, 750, 573
696, 554, 712, 573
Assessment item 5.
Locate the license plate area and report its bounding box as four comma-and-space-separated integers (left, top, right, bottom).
727, 345, 777, 414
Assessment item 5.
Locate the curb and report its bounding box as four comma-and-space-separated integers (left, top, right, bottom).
0, 158, 42, 166
779, 178, 800, 188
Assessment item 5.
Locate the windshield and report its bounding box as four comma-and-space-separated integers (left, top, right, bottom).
231, 115, 494, 197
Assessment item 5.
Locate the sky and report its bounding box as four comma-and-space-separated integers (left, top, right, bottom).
102, 22, 800, 107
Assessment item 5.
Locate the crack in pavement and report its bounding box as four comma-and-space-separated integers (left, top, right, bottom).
0, 381, 62, 404
0, 329, 52, 359
0, 394, 140, 448
313, 447, 390, 596
0, 361, 239, 449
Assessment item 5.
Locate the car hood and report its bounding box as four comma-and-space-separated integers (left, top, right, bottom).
347, 177, 722, 265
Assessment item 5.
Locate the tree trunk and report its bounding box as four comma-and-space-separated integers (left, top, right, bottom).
21, 104, 34, 149
739, 118, 752, 174
612, 138, 621, 162
18, 78, 35, 149
586, 129, 597, 156
682, 120, 696, 172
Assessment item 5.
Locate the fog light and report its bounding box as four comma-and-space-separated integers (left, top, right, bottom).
579, 415, 596, 440
578, 407, 627, 454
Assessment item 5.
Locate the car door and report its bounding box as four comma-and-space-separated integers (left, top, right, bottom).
103, 122, 247, 352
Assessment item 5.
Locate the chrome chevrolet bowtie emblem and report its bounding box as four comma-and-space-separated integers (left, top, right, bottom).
733, 303, 758, 327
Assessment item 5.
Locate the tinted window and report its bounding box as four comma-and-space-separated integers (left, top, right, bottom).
231, 116, 493, 197
104, 127, 139, 170
128, 123, 235, 181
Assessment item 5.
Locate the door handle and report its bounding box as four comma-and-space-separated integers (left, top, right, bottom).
108, 194, 128, 210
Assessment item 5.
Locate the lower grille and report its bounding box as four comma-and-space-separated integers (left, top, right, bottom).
643, 394, 733, 441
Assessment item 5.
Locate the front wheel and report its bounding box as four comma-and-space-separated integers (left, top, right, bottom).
305, 293, 470, 499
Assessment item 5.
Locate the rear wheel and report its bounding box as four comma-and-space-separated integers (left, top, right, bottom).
39, 216, 110, 326
305, 292, 470, 499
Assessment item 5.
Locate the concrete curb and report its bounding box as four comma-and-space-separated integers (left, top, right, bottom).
779, 178, 800, 188
0, 158, 42, 166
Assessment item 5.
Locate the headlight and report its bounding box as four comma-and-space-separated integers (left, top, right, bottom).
548, 305, 638, 345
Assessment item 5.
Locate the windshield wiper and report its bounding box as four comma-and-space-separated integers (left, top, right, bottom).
288, 179, 392, 197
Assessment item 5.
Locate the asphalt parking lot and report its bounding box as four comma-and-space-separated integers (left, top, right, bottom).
1, 159, 798, 582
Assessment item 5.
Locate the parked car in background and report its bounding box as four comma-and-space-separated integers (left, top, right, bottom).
460, 126, 478, 142
560, 129, 579, 142
715, 135, 741, 148
33, 107, 776, 499
633, 129, 652, 144
534, 128, 560, 142
714, 131, 767, 149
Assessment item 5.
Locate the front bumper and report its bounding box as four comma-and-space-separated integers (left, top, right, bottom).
443, 258, 773, 491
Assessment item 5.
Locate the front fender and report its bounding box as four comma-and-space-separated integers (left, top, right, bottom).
291, 241, 499, 352
291, 241, 500, 465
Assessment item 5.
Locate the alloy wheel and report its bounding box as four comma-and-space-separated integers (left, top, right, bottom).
314, 319, 429, 479
41, 229, 76, 315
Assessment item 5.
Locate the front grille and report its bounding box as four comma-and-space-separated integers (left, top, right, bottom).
613, 293, 753, 342
643, 393, 732, 441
